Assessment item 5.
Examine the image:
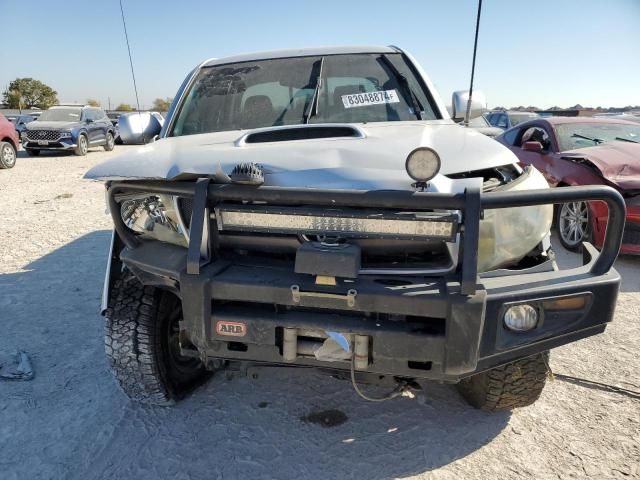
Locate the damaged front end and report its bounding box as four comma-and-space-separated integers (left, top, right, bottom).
99, 169, 624, 382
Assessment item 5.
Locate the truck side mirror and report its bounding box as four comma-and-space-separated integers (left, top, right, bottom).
451, 90, 487, 122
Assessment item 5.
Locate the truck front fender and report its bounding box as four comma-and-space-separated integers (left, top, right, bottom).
101, 230, 122, 315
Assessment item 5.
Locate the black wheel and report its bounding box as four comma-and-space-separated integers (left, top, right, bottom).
456, 352, 549, 411
105, 272, 209, 405
115, 135, 123, 145
0, 141, 17, 168
104, 131, 115, 151
26, 148, 40, 157
556, 201, 591, 251
74, 134, 88, 156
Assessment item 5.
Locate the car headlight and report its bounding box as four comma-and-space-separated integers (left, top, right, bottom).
60, 131, 73, 138
119, 194, 188, 247
478, 167, 553, 272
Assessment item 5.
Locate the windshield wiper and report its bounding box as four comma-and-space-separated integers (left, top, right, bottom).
379, 55, 422, 120
571, 133, 604, 145
303, 57, 324, 124
614, 136, 638, 144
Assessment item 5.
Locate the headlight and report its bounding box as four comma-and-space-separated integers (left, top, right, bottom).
119, 194, 188, 247
478, 167, 553, 272
60, 131, 72, 138
405, 147, 441, 182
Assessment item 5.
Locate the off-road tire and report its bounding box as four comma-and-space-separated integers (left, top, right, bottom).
74, 134, 88, 156
456, 352, 549, 411
0, 141, 17, 168
26, 148, 40, 156
104, 131, 115, 151
105, 273, 209, 405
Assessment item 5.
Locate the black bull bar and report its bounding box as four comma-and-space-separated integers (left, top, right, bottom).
108, 180, 626, 291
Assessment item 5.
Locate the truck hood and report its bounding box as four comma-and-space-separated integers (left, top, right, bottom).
84, 122, 518, 190
26, 121, 79, 130
562, 141, 640, 191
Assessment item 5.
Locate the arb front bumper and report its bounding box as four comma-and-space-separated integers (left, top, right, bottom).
106, 181, 625, 381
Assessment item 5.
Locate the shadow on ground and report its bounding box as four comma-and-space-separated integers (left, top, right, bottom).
0, 231, 511, 480
16, 148, 96, 159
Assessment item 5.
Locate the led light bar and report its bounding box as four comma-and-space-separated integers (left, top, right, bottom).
214, 207, 457, 240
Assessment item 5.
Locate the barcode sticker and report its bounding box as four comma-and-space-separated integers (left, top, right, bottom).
341, 90, 400, 109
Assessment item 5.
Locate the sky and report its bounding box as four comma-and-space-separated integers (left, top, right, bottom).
1, 0, 639, 110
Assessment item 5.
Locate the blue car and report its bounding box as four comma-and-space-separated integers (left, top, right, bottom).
7, 113, 38, 141
22, 105, 116, 156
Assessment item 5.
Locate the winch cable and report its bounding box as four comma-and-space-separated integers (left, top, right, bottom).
349, 354, 411, 402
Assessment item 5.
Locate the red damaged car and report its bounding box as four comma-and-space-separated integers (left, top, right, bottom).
497, 117, 640, 253
0, 113, 19, 169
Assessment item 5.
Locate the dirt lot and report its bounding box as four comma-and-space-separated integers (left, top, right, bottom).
1, 147, 639, 480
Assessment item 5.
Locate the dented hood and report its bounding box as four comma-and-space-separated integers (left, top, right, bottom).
562, 141, 640, 190
84, 122, 517, 190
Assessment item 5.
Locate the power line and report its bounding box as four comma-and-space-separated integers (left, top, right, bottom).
119, 0, 141, 112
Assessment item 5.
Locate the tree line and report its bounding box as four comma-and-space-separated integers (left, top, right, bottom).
2, 77, 172, 112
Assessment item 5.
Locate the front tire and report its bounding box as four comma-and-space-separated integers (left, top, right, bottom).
105, 272, 209, 405
556, 201, 591, 251
456, 352, 549, 411
0, 141, 17, 168
104, 131, 115, 151
74, 134, 88, 156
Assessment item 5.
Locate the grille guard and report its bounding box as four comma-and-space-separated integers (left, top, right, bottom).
107, 180, 626, 295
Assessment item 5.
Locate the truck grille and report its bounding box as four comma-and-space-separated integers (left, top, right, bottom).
198, 201, 457, 274
26, 130, 61, 141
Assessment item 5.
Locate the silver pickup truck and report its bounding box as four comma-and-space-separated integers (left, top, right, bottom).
85, 45, 624, 411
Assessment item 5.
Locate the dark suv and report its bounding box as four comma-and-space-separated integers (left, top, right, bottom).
22, 105, 116, 156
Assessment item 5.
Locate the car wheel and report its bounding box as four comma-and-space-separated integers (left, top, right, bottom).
556, 201, 591, 251
104, 131, 115, 151
105, 271, 211, 405
0, 141, 17, 169
456, 352, 549, 411
115, 135, 123, 145
26, 148, 40, 157
74, 134, 88, 156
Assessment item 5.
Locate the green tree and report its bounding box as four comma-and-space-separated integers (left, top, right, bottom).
115, 103, 134, 112
2, 78, 58, 109
86, 98, 101, 107
152, 97, 173, 112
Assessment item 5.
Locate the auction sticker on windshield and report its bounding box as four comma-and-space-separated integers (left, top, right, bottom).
342, 90, 399, 109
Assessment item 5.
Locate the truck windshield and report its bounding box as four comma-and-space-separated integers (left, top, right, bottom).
38, 108, 82, 122
170, 53, 437, 137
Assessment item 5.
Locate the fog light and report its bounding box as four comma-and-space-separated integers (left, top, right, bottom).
503, 304, 538, 332
405, 147, 440, 182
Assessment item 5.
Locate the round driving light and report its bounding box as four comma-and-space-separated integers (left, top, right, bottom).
405, 147, 441, 182
503, 304, 538, 332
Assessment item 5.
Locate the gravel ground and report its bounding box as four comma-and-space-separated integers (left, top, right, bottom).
1, 147, 639, 480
